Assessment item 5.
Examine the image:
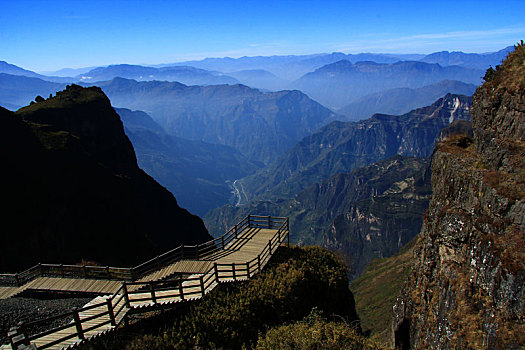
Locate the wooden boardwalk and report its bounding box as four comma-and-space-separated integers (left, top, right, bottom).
4, 215, 289, 350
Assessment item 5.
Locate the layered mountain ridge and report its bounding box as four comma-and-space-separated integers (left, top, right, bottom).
236, 93, 471, 204
339, 80, 477, 121
95, 77, 337, 164
292, 60, 483, 108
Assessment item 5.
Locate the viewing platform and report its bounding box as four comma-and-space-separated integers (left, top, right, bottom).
2, 215, 289, 350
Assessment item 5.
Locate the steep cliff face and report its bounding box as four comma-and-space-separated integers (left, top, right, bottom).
324, 158, 431, 280
393, 44, 525, 349
0, 85, 211, 272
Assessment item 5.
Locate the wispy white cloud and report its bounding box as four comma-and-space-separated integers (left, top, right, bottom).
335, 27, 525, 53
150, 27, 525, 64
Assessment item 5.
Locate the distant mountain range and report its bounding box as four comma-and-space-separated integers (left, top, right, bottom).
0, 61, 73, 83
163, 52, 425, 81
292, 60, 483, 108
235, 93, 472, 203
2, 45, 510, 87
419, 46, 513, 69
227, 69, 287, 91
94, 77, 338, 164
339, 80, 477, 121
117, 108, 261, 215
0, 73, 66, 110
0, 85, 210, 272
0, 74, 339, 165
77, 64, 240, 85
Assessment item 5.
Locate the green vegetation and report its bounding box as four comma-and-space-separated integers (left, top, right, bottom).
256, 308, 386, 350
80, 246, 370, 350
483, 40, 525, 89
350, 238, 417, 344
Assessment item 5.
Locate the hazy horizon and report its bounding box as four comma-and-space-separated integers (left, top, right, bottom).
1, 0, 524, 72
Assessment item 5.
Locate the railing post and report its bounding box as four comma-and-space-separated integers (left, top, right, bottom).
14, 273, 20, 287
221, 235, 225, 249
234, 224, 238, 238
214, 263, 219, 282
122, 282, 130, 308
9, 322, 29, 349
248, 215, 251, 228
195, 246, 199, 259
149, 283, 157, 305
178, 275, 185, 301
106, 266, 110, 278
268, 240, 272, 254
73, 308, 84, 340
200, 276, 205, 297
257, 255, 261, 272
246, 262, 250, 277
268, 215, 271, 228
232, 263, 236, 280
106, 298, 116, 326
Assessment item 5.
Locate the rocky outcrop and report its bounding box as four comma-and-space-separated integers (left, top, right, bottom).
0, 85, 211, 272
393, 44, 525, 349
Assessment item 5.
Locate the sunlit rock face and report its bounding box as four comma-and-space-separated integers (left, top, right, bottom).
393, 45, 525, 349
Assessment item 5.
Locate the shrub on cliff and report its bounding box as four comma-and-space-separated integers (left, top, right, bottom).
256, 308, 385, 350
163, 246, 359, 349
82, 246, 362, 350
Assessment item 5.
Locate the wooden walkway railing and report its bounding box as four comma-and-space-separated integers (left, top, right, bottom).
5, 215, 289, 350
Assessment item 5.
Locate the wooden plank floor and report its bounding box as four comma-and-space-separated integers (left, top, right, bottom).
15, 277, 122, 296
31, 295, 129, 350
0, 228, 280, 299
6, 227, 285, 350
0, 286, 20, 299
128, 228, 276, 289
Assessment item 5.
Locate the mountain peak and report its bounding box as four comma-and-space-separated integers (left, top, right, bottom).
472, 42, 525, 169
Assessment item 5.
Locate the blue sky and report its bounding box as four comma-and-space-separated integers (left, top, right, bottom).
1, 0, 524, 72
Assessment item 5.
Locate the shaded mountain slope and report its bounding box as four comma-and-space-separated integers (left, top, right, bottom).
351, 238, 417, 344
0, 85, 210, 272
339, 80, 477, 121
237, 94, 471, 203
117, 108, 261, 215
95, 78, 338, 164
